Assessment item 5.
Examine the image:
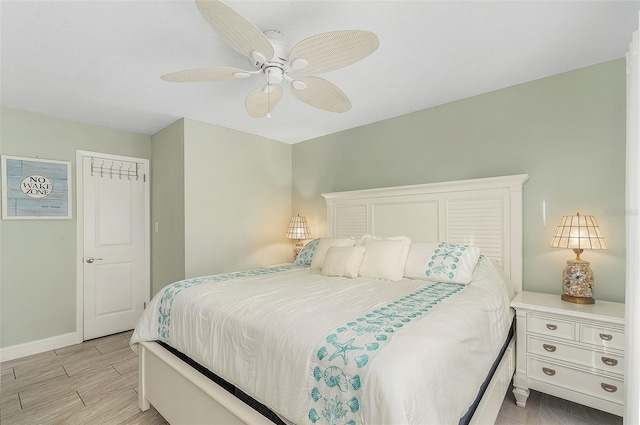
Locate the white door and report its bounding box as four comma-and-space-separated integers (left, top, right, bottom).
80, 153, 149, 340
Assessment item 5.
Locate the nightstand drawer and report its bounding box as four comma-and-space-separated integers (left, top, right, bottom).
580, 324, 625, 350
527, 315, 574, 340
527, 357, 624, 405
527, 335, 625, 374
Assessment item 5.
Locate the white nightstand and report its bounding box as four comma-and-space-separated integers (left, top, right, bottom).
510, 291, 625, 416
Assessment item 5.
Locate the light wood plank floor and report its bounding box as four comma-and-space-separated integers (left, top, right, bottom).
0, 331, 166, 425
0, 331, 625, 425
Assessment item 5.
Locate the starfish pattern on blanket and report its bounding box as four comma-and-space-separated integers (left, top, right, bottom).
328, 337, 364, 365
308, 282, 464, 425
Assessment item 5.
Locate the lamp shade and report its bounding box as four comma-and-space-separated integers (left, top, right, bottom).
286, 214, 312, 240
549, 212, 607, 251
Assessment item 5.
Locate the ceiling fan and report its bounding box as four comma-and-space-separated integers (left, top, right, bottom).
161, 0, 380, 118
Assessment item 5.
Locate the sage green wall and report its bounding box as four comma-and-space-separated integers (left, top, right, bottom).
150, 119, 185, 296
292, 59, 626, 302
183, 119, 292, 278
0, 107, 151, 348
0, 110, 291, 349
0, 58, 625, 350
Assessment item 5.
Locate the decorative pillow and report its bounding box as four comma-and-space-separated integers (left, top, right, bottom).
310, 237, 355, 270
424, 242, 481, 284
294, 238, 320, 266
321, 246, 367, 278
403, 241, 438, 278
358, 235, 411, 281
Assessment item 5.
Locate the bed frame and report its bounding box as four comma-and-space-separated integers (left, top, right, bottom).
138, 174, 529, 424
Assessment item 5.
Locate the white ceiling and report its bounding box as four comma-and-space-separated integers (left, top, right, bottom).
1, 1, 638, 144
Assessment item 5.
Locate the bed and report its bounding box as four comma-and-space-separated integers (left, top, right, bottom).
131, 174, 528, 425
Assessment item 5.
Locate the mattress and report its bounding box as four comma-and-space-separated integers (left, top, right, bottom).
131, 257, 513, 425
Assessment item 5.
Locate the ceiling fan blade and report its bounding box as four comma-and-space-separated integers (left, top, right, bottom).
161, 67, 254, 82
289, 30, 379, 73
196, 0, 274, 64
290, 77, 351, 113
245, 84, 283, 118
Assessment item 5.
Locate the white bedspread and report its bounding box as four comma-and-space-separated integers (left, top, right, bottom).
131, 257, 513, 425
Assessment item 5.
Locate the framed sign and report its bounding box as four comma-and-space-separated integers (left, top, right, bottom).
2, 155, 72, 219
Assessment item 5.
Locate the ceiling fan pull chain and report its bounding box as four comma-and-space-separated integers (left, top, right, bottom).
267, 68, 272, 118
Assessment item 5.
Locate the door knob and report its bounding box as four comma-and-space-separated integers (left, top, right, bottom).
86, 257, 103, 263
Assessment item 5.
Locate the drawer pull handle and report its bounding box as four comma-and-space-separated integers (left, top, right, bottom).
602, 357, 618, 366
599, 333, 613, 341
601, 383, 617, 393
543, 344, 557, 352
546, 324, 558, 330
542, 367, 556, 376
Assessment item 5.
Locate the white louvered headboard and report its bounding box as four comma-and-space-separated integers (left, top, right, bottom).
322, 175, 529, 294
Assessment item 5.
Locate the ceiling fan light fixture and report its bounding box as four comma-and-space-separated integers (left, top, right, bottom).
291, 58, 309, 70
262, 85, 275, 94
291, 80, 307, 90
251, 50, 267, 64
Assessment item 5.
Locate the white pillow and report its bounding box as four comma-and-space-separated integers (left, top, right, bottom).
403, 241, 438, 278
424, 242, 481, 284
321, 246, 367, 278
310, 237, 355, 270
358, 235, 411, 281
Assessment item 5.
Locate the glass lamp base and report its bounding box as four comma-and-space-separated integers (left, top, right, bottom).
292, 240, 303, 261
561, 259, 595, 304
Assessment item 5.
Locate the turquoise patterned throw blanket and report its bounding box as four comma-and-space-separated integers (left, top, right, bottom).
307, 282, 464, 425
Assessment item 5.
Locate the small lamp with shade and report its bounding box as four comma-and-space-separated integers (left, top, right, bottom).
286, 214, 312, 261
549, 212, 607, 304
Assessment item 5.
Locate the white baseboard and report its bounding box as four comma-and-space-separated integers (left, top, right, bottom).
0, 332, 80, 362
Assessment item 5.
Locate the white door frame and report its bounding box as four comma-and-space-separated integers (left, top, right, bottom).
626, 20, 640, 424
75, 150, 150, 343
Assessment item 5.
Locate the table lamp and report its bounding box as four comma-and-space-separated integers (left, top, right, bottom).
286, 214, 312, 261
549, 212, 607, 304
